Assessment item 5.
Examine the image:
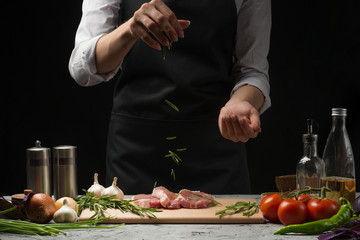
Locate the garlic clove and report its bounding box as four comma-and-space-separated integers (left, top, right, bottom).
101, 177, 124, 200
87, 173, 105, 197
53, 199, 78, 223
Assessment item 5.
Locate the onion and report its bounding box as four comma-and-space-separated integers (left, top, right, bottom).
352, 195, 360, 215
24, 193, 56, 223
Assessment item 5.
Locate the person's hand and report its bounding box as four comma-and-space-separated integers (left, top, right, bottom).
218, 101, 262, 143
128, 0, 191, 50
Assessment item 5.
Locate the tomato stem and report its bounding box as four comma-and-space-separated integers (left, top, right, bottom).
288, 186, 331, 200
320, 186, 331, 199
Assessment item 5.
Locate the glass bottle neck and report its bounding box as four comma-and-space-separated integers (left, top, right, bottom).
332, 116, 346, 130
303, 141, 318, 157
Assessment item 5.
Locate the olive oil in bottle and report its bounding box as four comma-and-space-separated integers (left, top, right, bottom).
320, 177, 356, 203
322, 108, 356, 203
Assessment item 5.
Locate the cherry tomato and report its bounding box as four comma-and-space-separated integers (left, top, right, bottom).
260, 193, 282, 222
278, 199, 307, 225
292, 195, 313, 205
307, 198, 339, 221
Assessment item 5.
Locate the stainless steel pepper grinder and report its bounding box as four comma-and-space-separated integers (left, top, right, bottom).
26, 140, 51, 195
52, 145, 78, 200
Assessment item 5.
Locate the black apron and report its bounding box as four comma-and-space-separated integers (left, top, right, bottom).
106, 0, 251, 194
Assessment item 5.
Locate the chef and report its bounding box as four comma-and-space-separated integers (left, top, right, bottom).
69, 0, 271, 194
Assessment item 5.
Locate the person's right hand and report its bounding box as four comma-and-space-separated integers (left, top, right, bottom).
128, 0, 191, 50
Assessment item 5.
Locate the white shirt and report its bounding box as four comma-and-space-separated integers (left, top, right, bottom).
69, 0, 271, 114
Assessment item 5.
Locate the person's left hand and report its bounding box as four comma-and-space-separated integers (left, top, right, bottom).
218, 101, 261, 143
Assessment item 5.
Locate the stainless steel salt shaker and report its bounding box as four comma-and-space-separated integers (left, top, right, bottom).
53, 145, 78, 200
26, 141, 51, 195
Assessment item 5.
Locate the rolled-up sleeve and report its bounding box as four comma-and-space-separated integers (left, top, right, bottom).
69, 0, 121, 87
232, 0, 272, 114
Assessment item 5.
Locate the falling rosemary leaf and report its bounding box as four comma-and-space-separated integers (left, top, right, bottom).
153, 181, 158, 189
216, 201, 259, 217
165, 150, 182, 165
162, 41, 173, 60
162, 47, 166, 60
170, 168, 176, 181
164, 99, 179, 112
165, 150, 184, 181
176, 148, 187, 152
166, 136, 177, 140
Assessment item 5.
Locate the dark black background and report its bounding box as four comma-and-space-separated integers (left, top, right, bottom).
1, 0, 359, 195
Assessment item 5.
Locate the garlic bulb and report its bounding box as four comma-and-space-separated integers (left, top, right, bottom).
55, 197, 79, 214
87, 173, 105, 197
53, 199, 78, 223
101, 177, 124, 199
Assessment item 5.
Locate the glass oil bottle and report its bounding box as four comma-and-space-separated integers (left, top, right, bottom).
321, 108, 356, 203
296, 119, 325, 190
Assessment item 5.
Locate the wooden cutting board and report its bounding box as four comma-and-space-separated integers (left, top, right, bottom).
79, 199, 264, 224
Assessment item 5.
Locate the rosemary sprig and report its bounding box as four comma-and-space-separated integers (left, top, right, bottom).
216, 201, 259, 217
74, 190, 162, 219
164, 99, 179, 112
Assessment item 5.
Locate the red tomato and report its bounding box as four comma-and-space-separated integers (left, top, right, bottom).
307, 198, 340, 221
278, 199, 307, 225
260, 193, 282, 222
292, 195, 313, 205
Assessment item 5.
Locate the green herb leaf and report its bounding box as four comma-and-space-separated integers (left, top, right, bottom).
176, 148, 187, 152
164, 99, 179, 112
165, 150, 183, 165
162, 41, 173, 60
170, 169, 176, 181
216, 201, 259, 217
166, 136, 177, 140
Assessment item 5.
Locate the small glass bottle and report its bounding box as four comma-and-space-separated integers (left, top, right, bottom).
296, 119, 325, 190
321, 108, 356, 203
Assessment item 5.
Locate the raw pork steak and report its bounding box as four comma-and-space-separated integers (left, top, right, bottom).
131, 194, 162, 208
152, 186, 181, 209
175, 189, 215, 209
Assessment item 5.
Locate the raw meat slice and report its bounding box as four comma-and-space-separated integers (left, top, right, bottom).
165, 199, 181, 209
131, 194, 162, 208
152, 186, 175, 207
152, 186, 181, 209
175, 189, 215, 209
